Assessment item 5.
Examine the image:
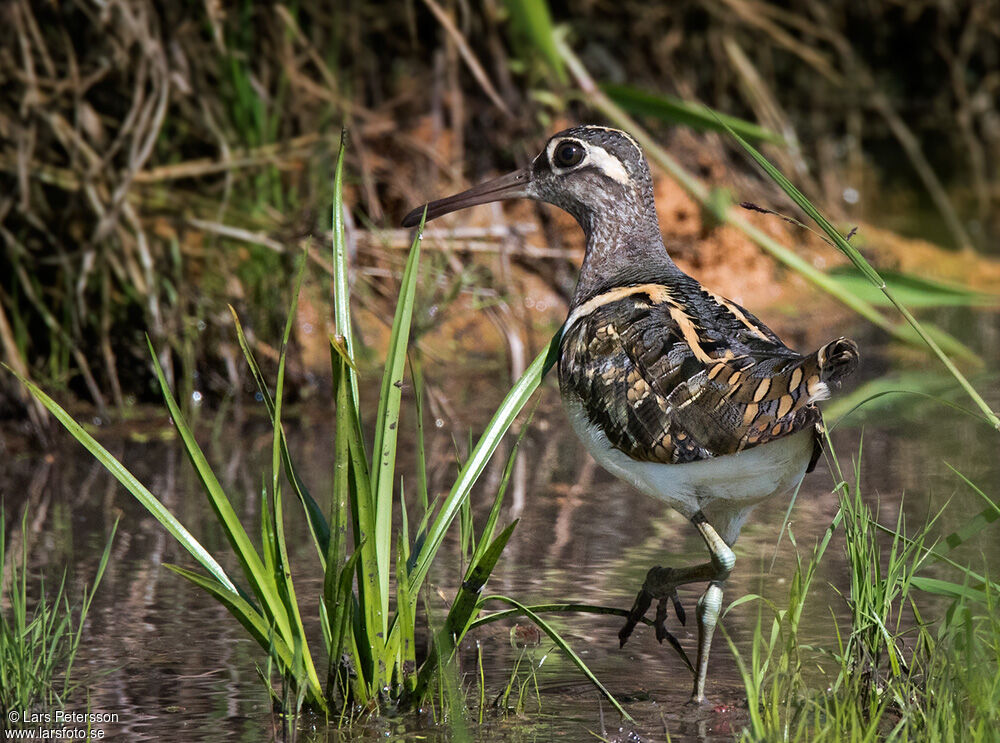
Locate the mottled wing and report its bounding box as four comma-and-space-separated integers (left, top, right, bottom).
558, 284, 857, 464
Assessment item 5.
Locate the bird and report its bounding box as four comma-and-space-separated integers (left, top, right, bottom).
402, 125, 859, 705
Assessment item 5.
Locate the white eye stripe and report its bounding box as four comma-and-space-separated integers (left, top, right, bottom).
585, 145, 631, 184
546, 139, 631, 185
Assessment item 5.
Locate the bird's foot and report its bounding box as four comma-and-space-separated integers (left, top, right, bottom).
618, 566, 687, 651
684, 693, 713, 708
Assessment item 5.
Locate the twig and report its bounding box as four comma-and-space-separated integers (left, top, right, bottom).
421, 0, 512, 118
186, 218, 288, 254
354, 226, 581, 260
132, 134, 335, 182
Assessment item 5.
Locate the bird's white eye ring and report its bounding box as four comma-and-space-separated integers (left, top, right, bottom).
553, 140, 585, 168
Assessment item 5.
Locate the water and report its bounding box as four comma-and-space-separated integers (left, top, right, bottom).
3, 314, 999, 741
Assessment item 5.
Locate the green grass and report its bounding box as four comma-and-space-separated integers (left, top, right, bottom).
727, 440, 1000, 741
0, 510, 116, 715
601, 82, 785, 145
706, 77, 1000, 738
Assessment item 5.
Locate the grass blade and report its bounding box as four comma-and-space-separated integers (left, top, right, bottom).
468, 602, 653, 629
943, 466, 1000, 550
412, 520, 520, 701
504, 0, 566, 83
603, 82, 784, 144
62, 517, 117, 697
407, 331, 561, 597
328, 133, 384, 688
164, 565, 305, 688
909, 577, 987, 602
332, 131, 362, 417
268, 260, 327, 708
720, 117, 1000, 430
396, 536, 418, 696
324, 352, 352, 694
229, 307, 331, 561
823, 372, 995, 427
469, 424, 527, 572
8, 367, 237, 593
326, 545, 364, 701
145, 338, 296, 645
261, 480, 277, 587
371, 221, 423, 634
827, 266, 998, 308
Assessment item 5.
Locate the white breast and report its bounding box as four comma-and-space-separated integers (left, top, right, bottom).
561, 392, 814, 544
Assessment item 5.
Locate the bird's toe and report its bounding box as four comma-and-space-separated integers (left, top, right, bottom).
618, 587, 653, 647
619, 566, 688, 646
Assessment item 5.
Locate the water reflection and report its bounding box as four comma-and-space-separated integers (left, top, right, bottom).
2, 315, 999, 741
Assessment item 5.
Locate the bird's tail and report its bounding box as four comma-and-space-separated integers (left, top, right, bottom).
818, 337, 860, 384
807, 337, 860, 401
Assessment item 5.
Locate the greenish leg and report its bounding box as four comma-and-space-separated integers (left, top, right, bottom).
691, 580, 725, 704
690, 513, 735, 704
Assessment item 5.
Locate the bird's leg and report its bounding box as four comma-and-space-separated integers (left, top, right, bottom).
690, 512, 735, 705
691, 580, 724, 705
618, 511, 735, 705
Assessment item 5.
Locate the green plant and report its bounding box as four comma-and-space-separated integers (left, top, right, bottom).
7, 137, 634, 720
712, 108, 1000, 738
831, 451, 934, 715
601, 82, 785, 144
494, 639, 544, 716
0, 510, 116, 714
723, 486, 844, 739
727, 437, 1000, 741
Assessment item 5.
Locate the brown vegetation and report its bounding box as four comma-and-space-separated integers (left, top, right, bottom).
2, 0, 998, 422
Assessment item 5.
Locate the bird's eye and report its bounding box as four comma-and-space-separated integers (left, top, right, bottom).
553, 141, 585, 168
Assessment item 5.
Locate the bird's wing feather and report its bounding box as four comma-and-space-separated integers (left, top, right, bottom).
559, 283, 857, 465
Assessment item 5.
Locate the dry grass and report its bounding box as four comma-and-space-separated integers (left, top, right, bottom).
1, 0, 998, 421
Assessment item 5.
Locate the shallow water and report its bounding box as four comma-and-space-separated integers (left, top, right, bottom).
3, 313, 999, 742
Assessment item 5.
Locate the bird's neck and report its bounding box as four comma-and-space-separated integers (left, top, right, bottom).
571, 208, 681, 307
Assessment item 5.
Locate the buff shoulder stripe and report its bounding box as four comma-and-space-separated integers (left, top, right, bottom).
565, 283, 673, 331
709, 292, 772, 342
667, 305, 715, 364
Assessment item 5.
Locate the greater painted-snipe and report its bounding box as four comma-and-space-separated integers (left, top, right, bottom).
402, 125, 859, 705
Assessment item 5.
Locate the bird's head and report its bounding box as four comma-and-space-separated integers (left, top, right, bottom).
401, 125, 657, 235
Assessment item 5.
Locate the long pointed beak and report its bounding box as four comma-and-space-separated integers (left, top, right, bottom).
401, 168, 532, 228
